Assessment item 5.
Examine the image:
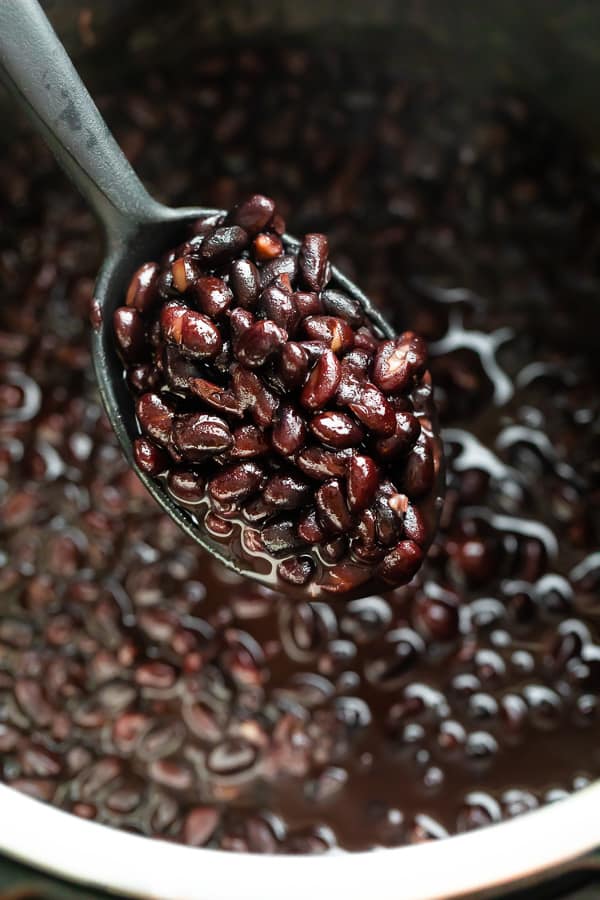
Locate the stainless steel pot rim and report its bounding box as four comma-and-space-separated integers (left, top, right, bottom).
1, 780, 599, 900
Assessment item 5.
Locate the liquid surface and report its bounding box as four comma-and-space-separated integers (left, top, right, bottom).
1, 52, 600, 852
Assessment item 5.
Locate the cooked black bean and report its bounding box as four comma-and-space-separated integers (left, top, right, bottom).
230, 259, 261, 309
227, 194, 275, 236
192, 276, 233, 318
113, 308, 147, 363
299, 234, 329, 291
126, 262, 160, 314
172, 414, 233, 459
199, 226, 249, 265
321, 288, 364, 327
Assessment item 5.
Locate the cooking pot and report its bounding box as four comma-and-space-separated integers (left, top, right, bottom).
1, 2, 600, 897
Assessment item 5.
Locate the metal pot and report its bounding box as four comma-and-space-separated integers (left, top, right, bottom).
1, 781, 600, 898
1, 2, 600, 897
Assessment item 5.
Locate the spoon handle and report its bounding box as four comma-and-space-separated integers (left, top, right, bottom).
0, 0, 165, 240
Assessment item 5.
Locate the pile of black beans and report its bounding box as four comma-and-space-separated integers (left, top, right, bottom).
114, 195, 442, 597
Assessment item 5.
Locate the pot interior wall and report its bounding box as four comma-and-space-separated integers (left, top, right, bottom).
33, 0, 600, 147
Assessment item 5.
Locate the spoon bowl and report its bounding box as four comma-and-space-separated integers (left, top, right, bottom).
93, 214, 419, 589
1, 0, 444, 598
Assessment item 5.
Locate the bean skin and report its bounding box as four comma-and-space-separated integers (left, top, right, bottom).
114, 308, 146, 363
208, 462, 265, 503
229, 308, 255, 344
373, 332, 428, 393
189, 378, 244, 418
299, 233, 329, 291
297, 508, 326, 544
231, 424, 269, 459
315, 480, 354, 533
261, 518, 302, 555
166, 470, 205, 503
199, 226, 249, 265
320, 563, 372, 595
374, 412, 421, 461
236, 321, 288, 368
347, 455, 379, 513
227, 194, 275, 235
263, 473, 312, 510
293, 291, 323, 318
160, 303, 222, 359
347, 382, 396, 436
378, 540, 424, 585
230, 259, 260, 309
192, 277, 232, 318
258, 285, 299, 332
278, 556, 315, 586
172, 414, 233, 460
321, 288, 363, 327
310, 412, 364, 449
279, 343, 309, 390
300, 350, 341, 411
126, 262, 160, 313
296, 446, 350, 481
133, 438, 169, 476
231, 365, 279, 428
259, 255, 298, 290
136, 393, 174, 446
403, 432, 435, 497
272, 405, 308, 456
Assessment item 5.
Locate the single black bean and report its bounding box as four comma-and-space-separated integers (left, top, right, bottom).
208, 461, 265, 503
316, 479, 354, 533
192, 276, 233, 317
199, 226, 249, 265
299, 233, 329, 291
189, 377, 243, 418
230, 258, 261, 310
302, 316, 354, 354
373, 332, 428, 393
300, 350, 342, 411
133, 437, 169, 476
258, 285, 299, 332
378, 540, 424, 585
261, 518, 302, 555
126, 262, 160, 313
279, 342, 309, 390
226, 194, 275, 235
136, 392, 174, 446
272, 405, 308, 456
113, 308, 146, 363
263, 472, 312, 509
236, 320, 288, 368
321, 288, 364, 327
347, 455, 379, 513
310, 411, 364, 449
172, 413, 233, 460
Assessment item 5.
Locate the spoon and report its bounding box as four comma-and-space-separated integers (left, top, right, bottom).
0, 0, 443, 597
